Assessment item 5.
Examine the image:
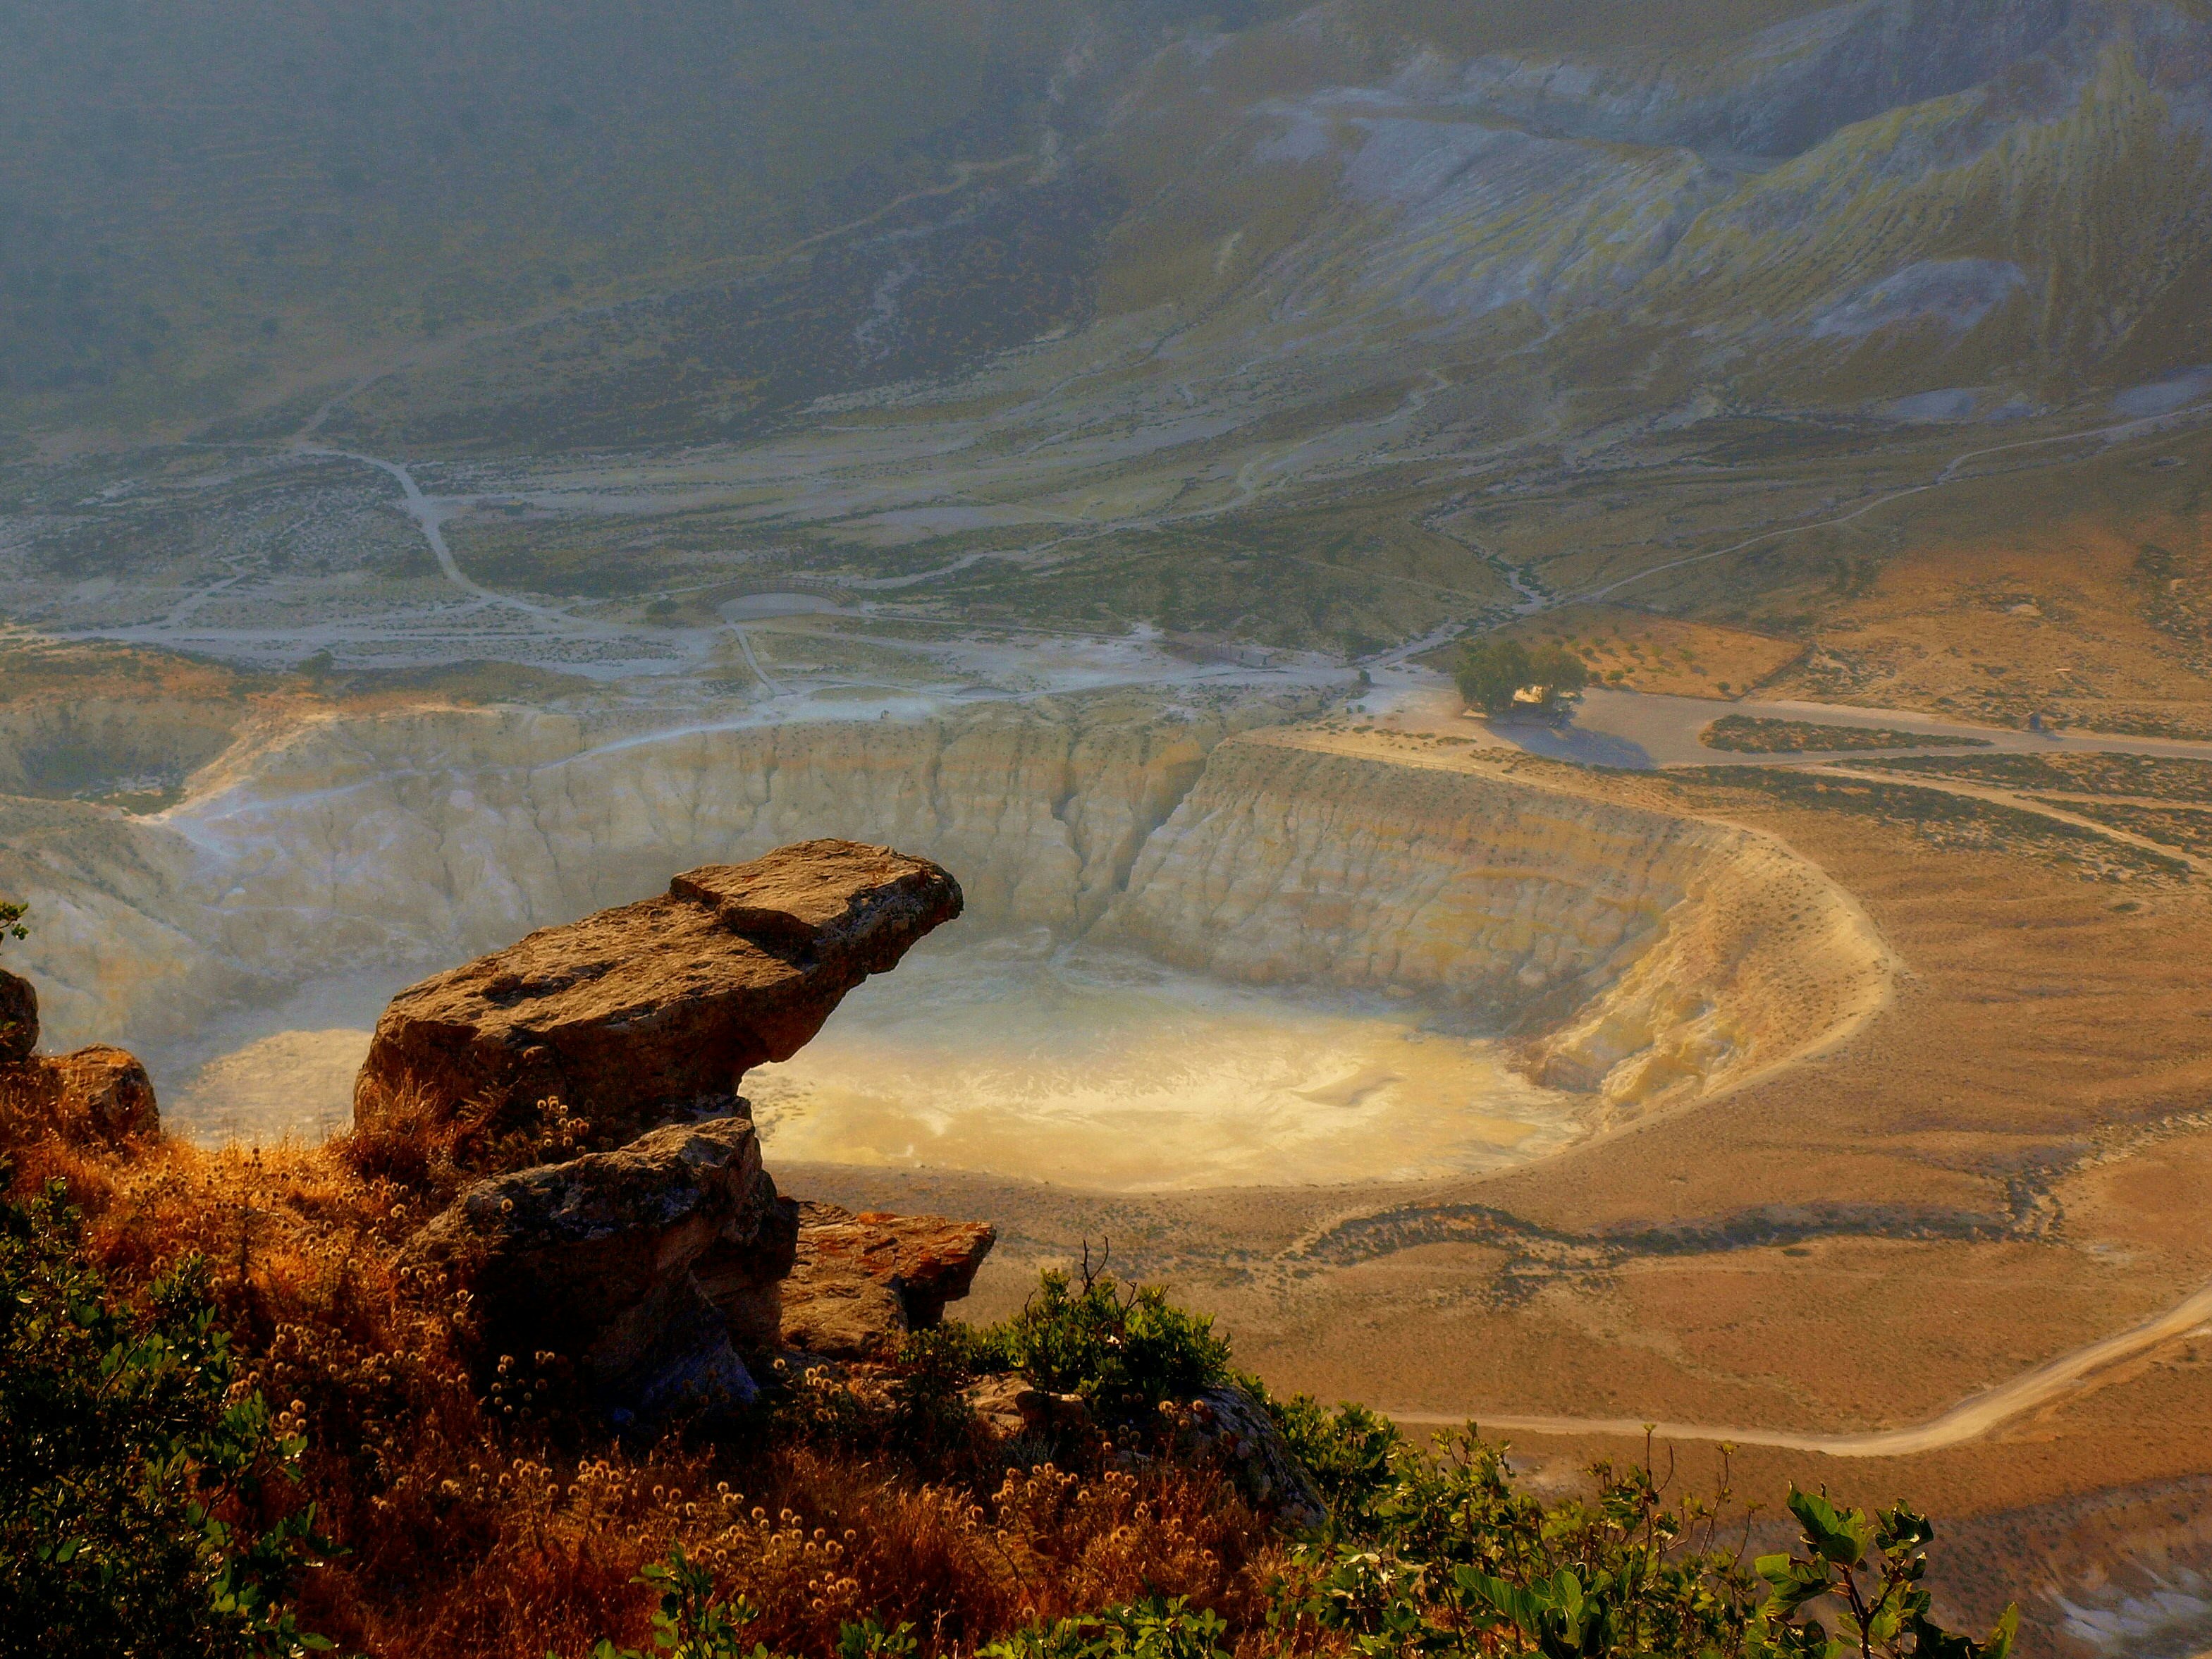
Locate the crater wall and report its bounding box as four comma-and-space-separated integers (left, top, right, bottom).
1105, 731, 1891, 1110
0, 698, 1891, 1118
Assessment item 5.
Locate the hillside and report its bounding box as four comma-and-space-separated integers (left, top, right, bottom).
2, 0, 2208, 675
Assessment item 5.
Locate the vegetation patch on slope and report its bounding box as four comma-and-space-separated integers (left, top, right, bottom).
1701, 768, 2192, 880
1702, 716, 1991, 754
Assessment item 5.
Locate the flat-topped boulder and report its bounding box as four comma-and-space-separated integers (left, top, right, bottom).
0, 1030, 160, 1154
352, 840, 961, 1155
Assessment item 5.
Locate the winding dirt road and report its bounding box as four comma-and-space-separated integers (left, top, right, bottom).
1382, 1268, 2212, 1455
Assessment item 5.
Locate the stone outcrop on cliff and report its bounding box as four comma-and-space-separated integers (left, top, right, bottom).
1168, 1386, 1326, 1528
401, 1114, 792, 1419
779, 1202, 997, 1361
0, 1043, 161, 1149
353, 840, 962, 1149
35, 1046, 162, 1144
362, 839, 997, 1421
0, 966, 162, 1149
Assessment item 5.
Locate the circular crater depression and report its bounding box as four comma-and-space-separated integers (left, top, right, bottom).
2, 701, 1891, 1191
154, 938, 1580, 1192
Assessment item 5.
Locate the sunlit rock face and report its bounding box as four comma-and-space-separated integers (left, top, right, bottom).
1101, 731, 1890, 1113
0, 697, 1889, 1158
355, 840, 964, 1153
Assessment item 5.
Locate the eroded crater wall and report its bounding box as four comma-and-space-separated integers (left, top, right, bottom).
0, 699, 1891, 1119
0, 699, 1246, 1048
1103, 732, 1893, 1112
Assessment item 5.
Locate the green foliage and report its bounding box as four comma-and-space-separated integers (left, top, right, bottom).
1455, 640, 1588, 717
1258, 1393, 1403, 1522
560, 1544, 916, 1659
978, 1597, 1231, 1659
564, 1544, 775, 1659
584, 1269, 2015, 1659
1702, 716, 1989, 754
963, 1259, 1234, 1426
0, 899, 25, 944
1752, 1487, 2017, 1659
1267, 1433, 2017, 1659
0, 1163, 330, 1658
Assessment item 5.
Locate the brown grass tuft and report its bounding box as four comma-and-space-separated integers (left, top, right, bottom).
1, 1130, 1291, 1658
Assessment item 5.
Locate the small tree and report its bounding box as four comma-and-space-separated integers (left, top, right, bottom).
1456, 639, 1533, 716
1456, 639, 1588, 718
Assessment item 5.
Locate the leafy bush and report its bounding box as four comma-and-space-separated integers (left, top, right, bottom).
960, 1261, 1234, 1428
0, 1162, 329, 1658
1253, 1393, 1401, 1522
977, 1597, 1231, 1659
1267, 1433, 2017, 1659
13, 1141, 2023, 1659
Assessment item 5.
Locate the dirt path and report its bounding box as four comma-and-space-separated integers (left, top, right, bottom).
1382, 1269, 2212, 1455
1800, 764, 2212, 874
1421, 683, 2212, 771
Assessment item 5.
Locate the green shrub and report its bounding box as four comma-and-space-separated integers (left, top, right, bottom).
1455, 640, 1587, 717
1268, 1433, 2017, 1659
1255, 1392, 1401, 1522
965, 1266, 1233, 1427
978, 1598, 1231, 1659
560, 1545, 918, 1659
582, 1266, 2017, 1659
0, 1163, 330, 1658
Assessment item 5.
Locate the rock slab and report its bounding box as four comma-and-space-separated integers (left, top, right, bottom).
403, 1113, 791, 1417
780, 1201, 997, 1361
1169, 1385, 1327, 1528
353, 840, 962, 1145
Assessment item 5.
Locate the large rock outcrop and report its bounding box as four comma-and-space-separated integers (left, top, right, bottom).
353, 840, 962, 1148
402, 1113, 794, 1419
780, 1202, 997, 1361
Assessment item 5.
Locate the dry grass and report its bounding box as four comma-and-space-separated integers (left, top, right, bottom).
0, 1120, 1286, 1658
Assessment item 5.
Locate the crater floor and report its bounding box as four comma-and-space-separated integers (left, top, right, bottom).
159, 937, 1582, 1193
746, 936, 1580, 1192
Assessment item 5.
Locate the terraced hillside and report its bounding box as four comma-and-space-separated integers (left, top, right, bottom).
4, 0, 2211, 686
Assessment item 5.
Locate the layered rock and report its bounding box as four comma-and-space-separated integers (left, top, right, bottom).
0, 698, 1255, 1053
780, 1201, 997, 1361
5, 698, 1887, 1124
1100, 731, 1892, 1110
353, 840, 962, 1146
402, 1114, 791, 1418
